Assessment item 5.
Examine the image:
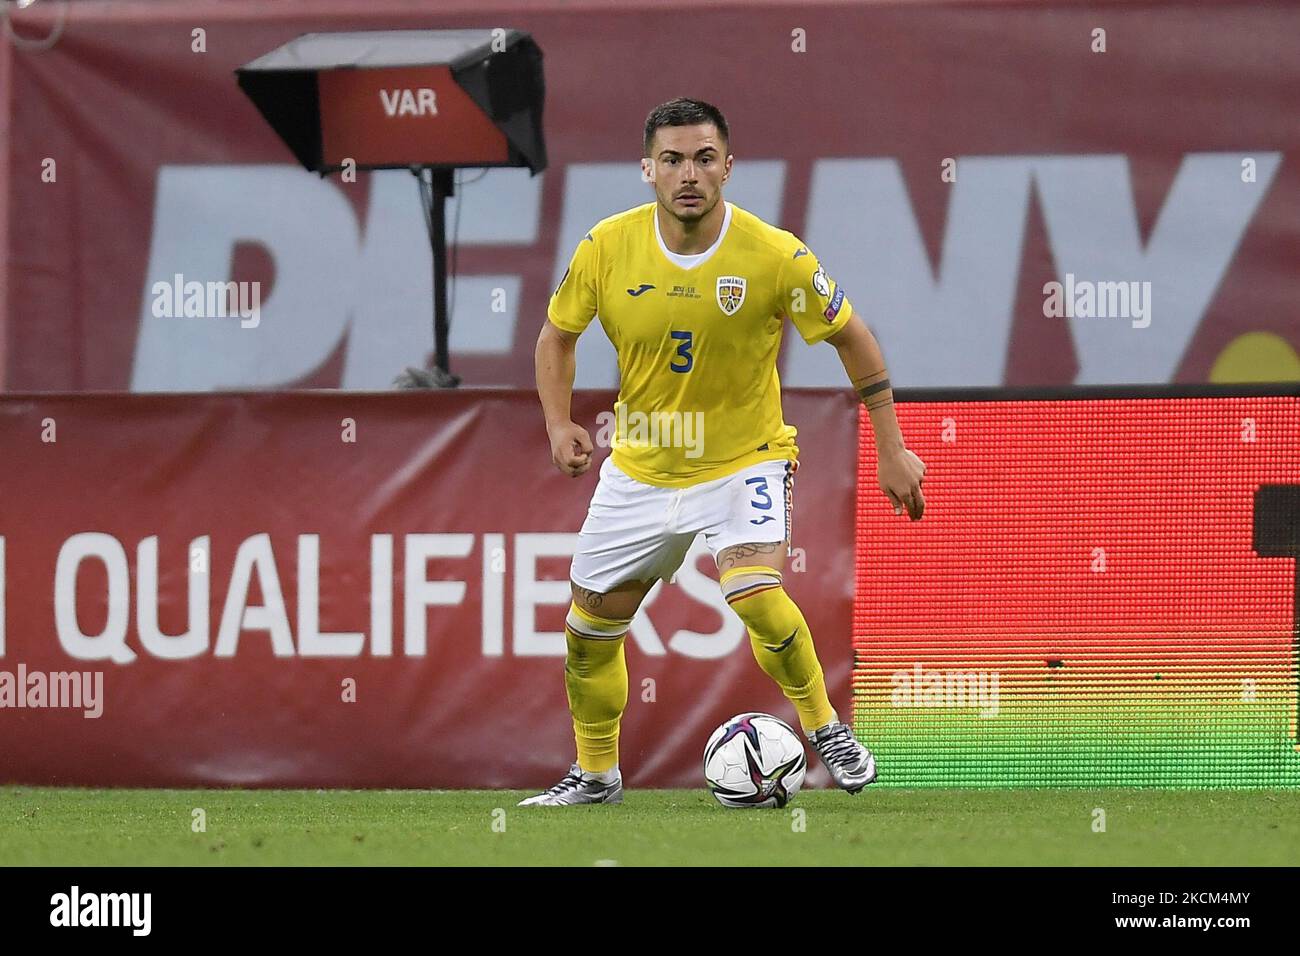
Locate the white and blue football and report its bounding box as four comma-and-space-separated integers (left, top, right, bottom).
703, 712, 807, 809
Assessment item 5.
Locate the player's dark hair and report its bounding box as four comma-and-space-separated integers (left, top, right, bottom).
643, 98, 730, 155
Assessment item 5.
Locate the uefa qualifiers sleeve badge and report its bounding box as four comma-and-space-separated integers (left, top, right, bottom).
716, 275, 748, 316
823, 285, 845, 323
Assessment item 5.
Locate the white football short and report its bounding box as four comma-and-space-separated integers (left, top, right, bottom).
569, 456, 798, 593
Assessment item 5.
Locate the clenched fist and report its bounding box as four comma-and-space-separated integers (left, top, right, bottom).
549, 421, 594, 477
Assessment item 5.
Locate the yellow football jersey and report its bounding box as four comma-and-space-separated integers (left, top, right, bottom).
548, 201, 854, 488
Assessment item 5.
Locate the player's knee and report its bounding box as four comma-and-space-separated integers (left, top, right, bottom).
570, 577, 652, 622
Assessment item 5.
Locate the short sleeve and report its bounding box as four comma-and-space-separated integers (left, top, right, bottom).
779, 241, 854, 345
547, 231, 599, 334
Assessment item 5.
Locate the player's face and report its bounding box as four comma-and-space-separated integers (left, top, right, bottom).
643, 124, 732, 223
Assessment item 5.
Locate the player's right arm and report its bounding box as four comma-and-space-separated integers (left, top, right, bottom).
536, 321, 592, 476
535, 232, 600, 477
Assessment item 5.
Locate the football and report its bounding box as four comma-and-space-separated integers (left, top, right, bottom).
703, 712, 807, 808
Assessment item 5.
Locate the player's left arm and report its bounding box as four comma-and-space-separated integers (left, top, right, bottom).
779, 243, 926, 519
827, 316, 927, 520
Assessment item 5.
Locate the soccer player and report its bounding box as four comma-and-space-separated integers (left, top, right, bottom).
522, 98, 926, 806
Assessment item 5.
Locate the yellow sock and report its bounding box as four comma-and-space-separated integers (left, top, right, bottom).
720, 568, 837, 733
564, 603, 631, 773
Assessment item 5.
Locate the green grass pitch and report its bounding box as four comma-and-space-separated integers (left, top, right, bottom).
3, 787, 1299, 866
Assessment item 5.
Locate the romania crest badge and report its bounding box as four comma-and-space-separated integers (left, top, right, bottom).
716, 275, 747, 316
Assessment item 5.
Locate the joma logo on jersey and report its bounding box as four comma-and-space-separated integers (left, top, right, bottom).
716, 276, 747, 315
379, 88, 438, 117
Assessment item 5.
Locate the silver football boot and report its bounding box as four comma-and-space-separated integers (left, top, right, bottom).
808, 721, 878, 793
517, 763, 624, 807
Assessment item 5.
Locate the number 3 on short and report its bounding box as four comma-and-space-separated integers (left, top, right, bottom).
669, 330, 693, 373
746, 477, 775, 525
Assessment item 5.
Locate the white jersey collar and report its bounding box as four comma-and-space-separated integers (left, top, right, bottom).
654, 201, 732, 270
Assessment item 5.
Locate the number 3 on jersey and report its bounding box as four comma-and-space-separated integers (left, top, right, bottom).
669, 330, 693, 373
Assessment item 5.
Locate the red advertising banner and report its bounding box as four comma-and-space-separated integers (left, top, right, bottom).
3, 0, 1299, 392
0, 388, 857, 788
